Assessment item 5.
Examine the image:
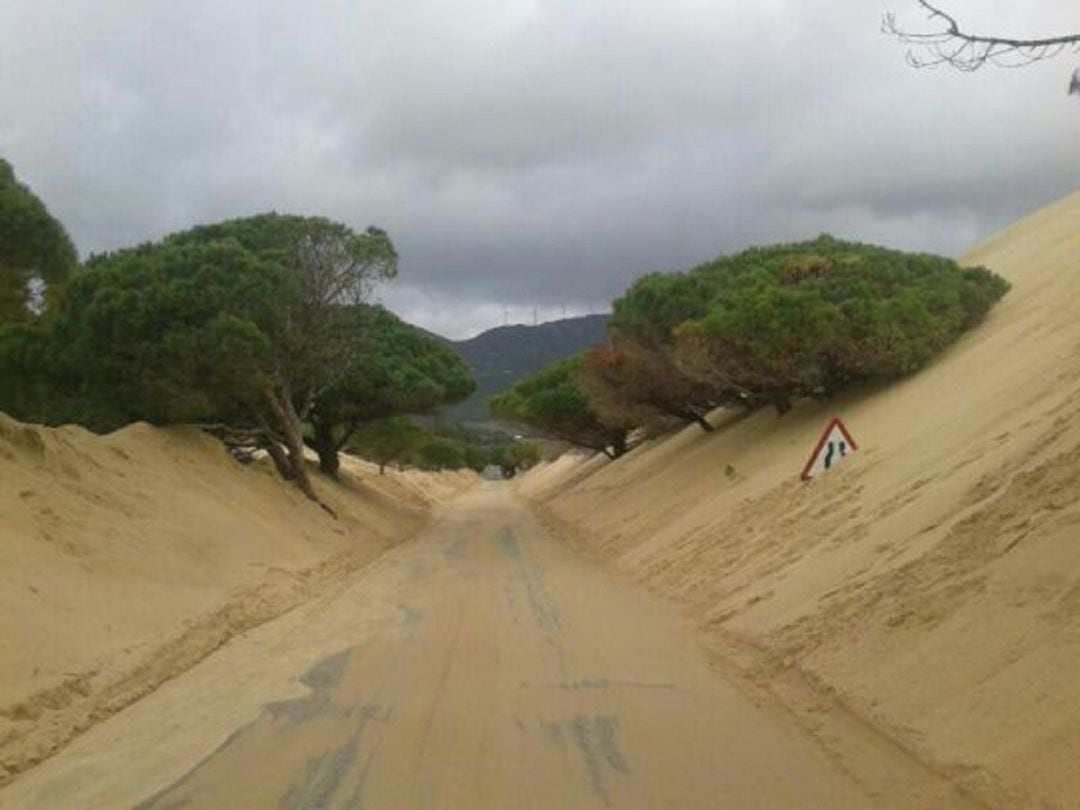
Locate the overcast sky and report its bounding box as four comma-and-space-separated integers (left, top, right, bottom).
2, 1, 1077, 337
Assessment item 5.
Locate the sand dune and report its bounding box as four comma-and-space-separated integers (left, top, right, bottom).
3, 484, 983, 809
521, 191, 1080, 809
0, 417, 474, 784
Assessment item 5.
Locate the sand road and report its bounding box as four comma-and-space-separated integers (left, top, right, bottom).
2, 484, 978, 809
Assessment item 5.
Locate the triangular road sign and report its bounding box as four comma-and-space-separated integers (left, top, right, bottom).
801, 417, 857, 481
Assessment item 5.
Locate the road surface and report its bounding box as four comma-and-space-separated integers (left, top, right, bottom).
1, 483, 975, 809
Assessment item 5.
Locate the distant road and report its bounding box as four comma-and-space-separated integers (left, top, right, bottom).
1, 484, 978, 809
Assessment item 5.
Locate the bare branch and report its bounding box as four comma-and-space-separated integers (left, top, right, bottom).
884, 1, 1080, 76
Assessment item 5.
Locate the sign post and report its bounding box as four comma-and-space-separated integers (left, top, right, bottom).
801, 417, 857, 481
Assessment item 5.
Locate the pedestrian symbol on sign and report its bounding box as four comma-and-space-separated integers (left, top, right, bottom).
801, 417, 858, 481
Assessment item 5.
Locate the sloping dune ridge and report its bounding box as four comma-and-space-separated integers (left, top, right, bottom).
520, 191, 1080, 809
0, 419, 474, 784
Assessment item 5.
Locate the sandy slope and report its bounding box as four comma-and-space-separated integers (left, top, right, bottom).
522, 191, 1080, 809
0, 485, 981, 809
0, 416, 474, 784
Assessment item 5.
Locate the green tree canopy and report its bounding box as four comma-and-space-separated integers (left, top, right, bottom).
574, 336, 721, 435
489, 441, 542, 478
153, 213, 398, 413
610, 236, 1010, 415
347, 420, 489, 475
306, 304, 475, 476
414, 436, 468, 471
348, 416, 431, 474
3, 213, 398, 507
0, 159, 77, 321
9, 239, 284, 429
490, 356, 631, 459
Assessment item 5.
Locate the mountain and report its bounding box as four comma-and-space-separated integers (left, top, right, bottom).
438, 314, 610, 425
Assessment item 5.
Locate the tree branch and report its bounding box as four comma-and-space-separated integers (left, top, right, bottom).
884, 1, 1080, 75
335, 419, 361, 451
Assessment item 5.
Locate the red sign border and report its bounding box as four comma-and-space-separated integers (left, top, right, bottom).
800, 417, 858, 481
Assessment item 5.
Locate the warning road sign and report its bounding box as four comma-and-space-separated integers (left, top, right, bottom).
801, 417, 857, 481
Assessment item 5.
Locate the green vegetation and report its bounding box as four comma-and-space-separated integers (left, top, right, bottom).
494, 236, 1008, 460
305, 304, 474, 476
2, 155, 1010, 484
575, 336, 720, 434
606, 235, 1009, 417
415, 436, 468, 471
2, 238, 285, 429
489, 441, 542, 478
0, 210, 477, 507
348, 416, 431, 474
490, 356, 632, 459
0, 159, 77, 321
347, 417, 540, 477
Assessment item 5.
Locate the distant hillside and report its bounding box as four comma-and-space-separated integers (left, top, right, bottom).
438, 314, 610, 425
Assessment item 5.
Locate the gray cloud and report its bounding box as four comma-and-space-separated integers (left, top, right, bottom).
2, 0, 1077, 337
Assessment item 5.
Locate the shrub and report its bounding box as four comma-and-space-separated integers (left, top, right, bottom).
490, 356, 631, 459
415, 436, 468, 470
612, 236, 1009, 415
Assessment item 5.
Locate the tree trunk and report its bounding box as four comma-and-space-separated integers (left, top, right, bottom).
312, 418, 340, 478
334, 420, 360, 451
264, 384, 322, 507
771, 393, 793, 416
263, 440, 294, 480
682, 410, 714, 432
666, 406, 715, 433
